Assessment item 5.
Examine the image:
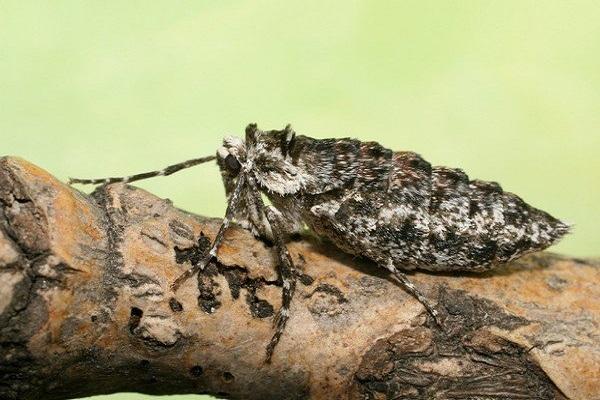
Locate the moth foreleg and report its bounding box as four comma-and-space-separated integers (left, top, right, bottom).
171, 174, 246, 291
385, 261, 443, 327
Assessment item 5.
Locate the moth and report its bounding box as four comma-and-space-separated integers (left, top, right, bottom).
70, 124, 570, 361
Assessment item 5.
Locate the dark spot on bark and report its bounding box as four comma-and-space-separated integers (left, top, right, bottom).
174, 231, 211, 265
90, 315, 98, 323
222, 371, 234, 382
198, 297, 221, 314
247, 294, 274, 318
355, 337, 396, 382
223, 269, 246, 299
295, 254, 314, 285
190, 365, 203, 377
298, 272, 314, 286
197, 267, 222, 314
305, 283, 348, 317
129, 307, 143, 334
439, 287, 528, 332
306, 283, 347, 303
169, 297, 183, 312
204, 263, 219, 277
170, 228, 296, 319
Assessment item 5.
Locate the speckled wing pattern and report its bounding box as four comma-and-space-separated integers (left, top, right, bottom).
281, 135, 569, 272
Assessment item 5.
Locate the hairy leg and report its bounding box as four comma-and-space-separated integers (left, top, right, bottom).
384, 261, 443, 327
245, 176, 297, 362
171, 173, 246, 291
263, 206, 297, 362
69, 155, 216, 185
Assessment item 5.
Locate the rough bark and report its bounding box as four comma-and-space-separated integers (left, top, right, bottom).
0, 156, 598, 400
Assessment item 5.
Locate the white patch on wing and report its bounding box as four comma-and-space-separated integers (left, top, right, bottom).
530, 222, 540, 243
492, 205, 505, 224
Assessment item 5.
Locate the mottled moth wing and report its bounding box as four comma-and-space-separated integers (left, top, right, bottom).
280, 135, 569, 272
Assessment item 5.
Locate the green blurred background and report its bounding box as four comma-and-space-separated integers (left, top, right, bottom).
1, 1, 599, 399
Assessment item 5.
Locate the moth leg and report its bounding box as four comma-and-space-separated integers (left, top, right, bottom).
220, 168, 275, 241
385, 261, 443, 327
244, 177, 297, 361
263, 205, 297, 363
171, 173, 246, 291
69, 155, 216, 185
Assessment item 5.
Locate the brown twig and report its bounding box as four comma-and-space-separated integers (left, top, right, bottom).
0, 156, 598, 400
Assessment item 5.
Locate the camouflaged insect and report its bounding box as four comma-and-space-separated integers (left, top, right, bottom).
70, 123, 570, 361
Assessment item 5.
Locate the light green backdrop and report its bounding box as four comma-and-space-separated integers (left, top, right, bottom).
1, 1, 599, 399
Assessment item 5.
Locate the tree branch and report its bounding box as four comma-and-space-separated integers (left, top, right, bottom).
0, 156, 598, 400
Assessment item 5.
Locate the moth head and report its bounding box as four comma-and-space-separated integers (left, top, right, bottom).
217, 135, 245, 176
244, 123, 308, 195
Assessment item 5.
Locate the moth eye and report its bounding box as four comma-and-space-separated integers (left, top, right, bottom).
225, 154, 241, 173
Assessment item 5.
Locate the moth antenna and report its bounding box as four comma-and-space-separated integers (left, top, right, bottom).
69, 155, 216, 186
